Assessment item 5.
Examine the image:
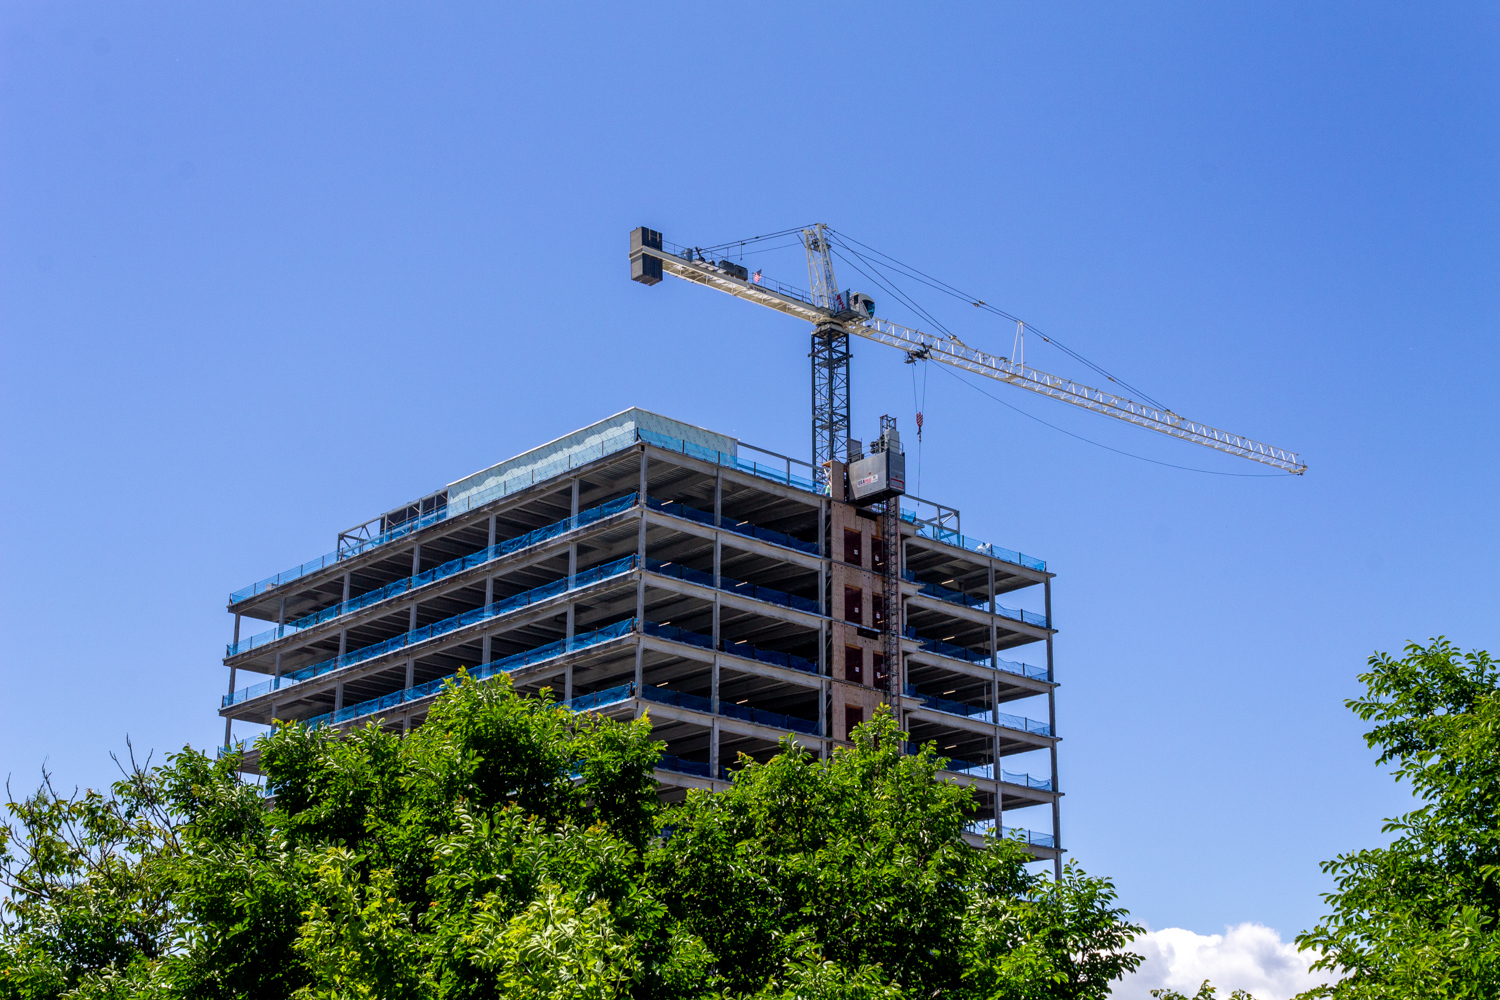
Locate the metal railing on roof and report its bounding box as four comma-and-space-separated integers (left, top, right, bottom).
637, 428, 820, 492
229, 494, 641, 657
900, 511, 1046, 572
229, 425, 821, 606
225, 555, 640, 707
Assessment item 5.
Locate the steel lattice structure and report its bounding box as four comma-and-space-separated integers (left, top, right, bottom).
629, 228, 1306, 475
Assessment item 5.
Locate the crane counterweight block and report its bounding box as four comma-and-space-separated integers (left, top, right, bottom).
630, 226, 663, 285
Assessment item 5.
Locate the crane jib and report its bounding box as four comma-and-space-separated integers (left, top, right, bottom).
628, 231, 1306, 475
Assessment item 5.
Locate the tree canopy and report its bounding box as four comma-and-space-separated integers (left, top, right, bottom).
1296, 639, 1500, 999
1, 674, 1142, 1000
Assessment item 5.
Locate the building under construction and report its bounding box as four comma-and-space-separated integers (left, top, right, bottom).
220, 407, 1062, 862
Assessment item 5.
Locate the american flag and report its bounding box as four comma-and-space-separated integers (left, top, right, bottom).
751, 270, 762, 284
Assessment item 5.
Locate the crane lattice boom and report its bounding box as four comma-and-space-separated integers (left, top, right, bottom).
629, 230, 1306, 475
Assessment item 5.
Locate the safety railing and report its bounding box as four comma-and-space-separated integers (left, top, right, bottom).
646, 497, 819, 555
303, 619, 638, 730
561, 682, 635, 714
915, 750, 1053, 790
659, 239, 820, 307
912, 581, 1049, 628
900, 512, 1046, 573
905, 687, 993, 722
229, 494, 641, 656
642, 621, 818, 676
225, 556, 640, 707
229, 432, 648, 605
640, 685, 713, 714
720, 701, 820, 736
647, 559, 820, 615
637, 428, 820, 493
903, 685, 1052, 737
638, 671, 819, 736
965, 820, 1057, 848
914, 638, 1049, 681
231, 421, 824, 606
656, 754, 713, 778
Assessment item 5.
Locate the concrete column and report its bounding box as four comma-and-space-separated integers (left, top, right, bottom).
709, 717, 720, 779
411, 543, 421, 575
991, 618, 1001, 834
636, 508, 647, 626
571, 478, 580, 518
713, 469, 721, 527
342, 572, 352, 607
633, 638, 644, 700
334, 681, 344, 713
565, 662, 574, 702
638, 448, 648, 503
566, 602, 576, 649
482, 627, 491, 666
232, 613, 242, 647
223, 662, 238, 747
487, 513, 497, 551
406, 657, 415, 690
711, 649, 720, 713
1045, 577, 1060, 879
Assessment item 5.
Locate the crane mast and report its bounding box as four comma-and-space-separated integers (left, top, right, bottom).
627, 225, 1306, 476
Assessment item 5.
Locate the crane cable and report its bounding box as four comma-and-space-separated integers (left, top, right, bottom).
826, 229, 1171, 411
933, 364, 1288, 478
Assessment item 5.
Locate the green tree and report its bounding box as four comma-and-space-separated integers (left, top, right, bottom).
1150, 985, 1252, 1000
1296, 639, 1500, 999
650, 710, 1141, 999
2, 674, 1143, 1000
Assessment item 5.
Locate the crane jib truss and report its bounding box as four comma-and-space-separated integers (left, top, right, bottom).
628, 236, 1306, 475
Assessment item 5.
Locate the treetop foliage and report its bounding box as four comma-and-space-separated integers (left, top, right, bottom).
1, 673, 1141, 1000
1296, 638, 1500, 999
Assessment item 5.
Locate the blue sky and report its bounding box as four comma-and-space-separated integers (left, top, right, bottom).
1, 1, 1495, 952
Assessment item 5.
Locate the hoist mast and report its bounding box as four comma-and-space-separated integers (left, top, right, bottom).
627, 225, 1306, 476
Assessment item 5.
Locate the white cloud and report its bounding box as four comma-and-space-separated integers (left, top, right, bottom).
1110, 923, 1336, 1000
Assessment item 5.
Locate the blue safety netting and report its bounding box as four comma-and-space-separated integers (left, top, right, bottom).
641, 621, 818, 676
225, 555, 639, 707
910, 579, 1048, 627
913, 637, 1049, 681
646, 497, 820, 555
656, 754, 712, 778
646, 558, 821, 615
965, 821, 1057, 848
900, 511, 1046, 573
230, 494, 641, 657
303, 618, 638, 730
637, 428, 820, 492
562, 683, 635, 714
230, 423, 831, 605
229, 436, 648, 605
903, 685, 1052, 737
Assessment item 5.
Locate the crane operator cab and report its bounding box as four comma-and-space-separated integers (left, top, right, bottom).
834, 291, 876, 322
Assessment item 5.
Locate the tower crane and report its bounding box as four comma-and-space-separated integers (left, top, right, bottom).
628, 224, 1307, 480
